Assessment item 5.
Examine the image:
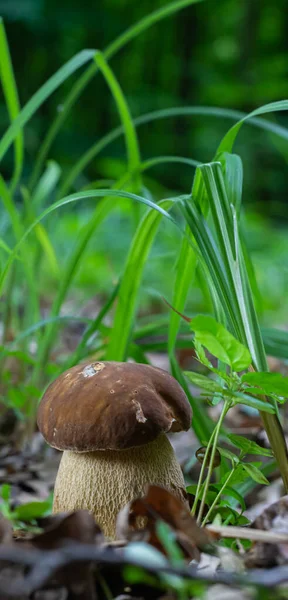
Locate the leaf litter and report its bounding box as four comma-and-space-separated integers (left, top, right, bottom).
0, 481, 286, 598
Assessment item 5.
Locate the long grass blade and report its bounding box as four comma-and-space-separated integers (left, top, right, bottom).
0, 18, 23, 192
184, 158, 288, 491
29, 0, 204, 189
106, 199, 175, 361
0, 50, 96, 165
58, 106, 288, 195
217, 99, 288, 154
94, 52, 141, 188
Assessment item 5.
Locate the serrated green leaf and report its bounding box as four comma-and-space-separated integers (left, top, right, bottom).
190, 315, 251, 371
224, 389, 275, 413
227, 434, 273, 457
184, 371, 223, 393
217, 447, 240, 463
242, 463, 269, 485
241, 372, 288, 398
194, 340, 212, 368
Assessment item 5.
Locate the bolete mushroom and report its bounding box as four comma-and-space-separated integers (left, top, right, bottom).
37, 361, 192, 539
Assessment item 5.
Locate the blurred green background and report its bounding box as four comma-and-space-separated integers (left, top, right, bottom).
1, 0, 288, 214
0, 0, 288, 331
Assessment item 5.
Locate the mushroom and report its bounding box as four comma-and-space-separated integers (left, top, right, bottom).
37, 361, 192, 539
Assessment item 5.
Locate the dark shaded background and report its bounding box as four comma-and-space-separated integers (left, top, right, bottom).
1, 0, 288, 215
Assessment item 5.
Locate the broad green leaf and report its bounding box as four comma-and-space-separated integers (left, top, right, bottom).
242, 463, 269, 486
241, 372, 288, 398
224, 389, 275, 413
243, 388, 286, 403
186, 485, 217, 505
13, 500, 52, 521
227, 434, 273, 457
184, 371, 223, 393
221, 464, 252, 487
191, 315, 251, 371
211, 484, 246, 513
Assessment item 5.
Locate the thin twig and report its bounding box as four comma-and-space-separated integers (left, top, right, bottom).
207, 524, 288, 544
0, 541, 286, 597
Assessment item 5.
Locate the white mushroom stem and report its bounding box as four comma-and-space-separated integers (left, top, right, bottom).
53, 433, 188, 539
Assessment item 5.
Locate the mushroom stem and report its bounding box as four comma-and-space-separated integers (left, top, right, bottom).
53, 433, 188, 539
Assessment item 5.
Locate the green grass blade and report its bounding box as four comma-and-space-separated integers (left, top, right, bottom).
1, 189, 175, 284
31, 160, 61, 211
0, 50, 96, 165
262, 328, 288, 359
32, 198, 119, 378
168, 228, 197, 354
0, 175, 22, 239
60, 145, 200, 198
64, 282, 120, 369
30, 0, 203, 190
106, 199, 175, 361
8, 316, 92, 345
180, 199, 241, 335
167, 228, 214, 443
220, 152, 243, 215
186, 159, 288, 491
0, 18, 23, 192
1, 189, 177, 381
58, 106, 288, 195
217, 99, 288, 154
104, 0, 203, 59
94, 52, 141, 187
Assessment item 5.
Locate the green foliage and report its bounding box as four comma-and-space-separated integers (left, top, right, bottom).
190, 315, 252, 371
227, 434, 273, 457
0, 1, 288, 551
241, 372, 288, 398
0, 484, 52, 527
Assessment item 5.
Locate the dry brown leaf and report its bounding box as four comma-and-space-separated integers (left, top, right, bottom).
31, 510, 104, 549
116, 484, 213, 559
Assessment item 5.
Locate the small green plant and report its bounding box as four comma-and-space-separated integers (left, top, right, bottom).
182, 315, 287, 524
0, 484, 52, 530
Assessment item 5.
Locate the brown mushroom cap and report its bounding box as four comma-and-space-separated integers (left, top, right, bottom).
37, 361, 192, 452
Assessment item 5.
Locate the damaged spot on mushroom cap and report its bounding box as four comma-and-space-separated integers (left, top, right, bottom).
82, 362, 105, 378
132, 399, 147, 424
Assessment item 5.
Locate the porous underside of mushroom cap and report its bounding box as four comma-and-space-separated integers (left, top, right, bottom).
53, 434, 188, 539
37, 361, 192, 451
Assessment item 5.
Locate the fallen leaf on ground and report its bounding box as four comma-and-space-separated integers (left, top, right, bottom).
116, 484, 213, 559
